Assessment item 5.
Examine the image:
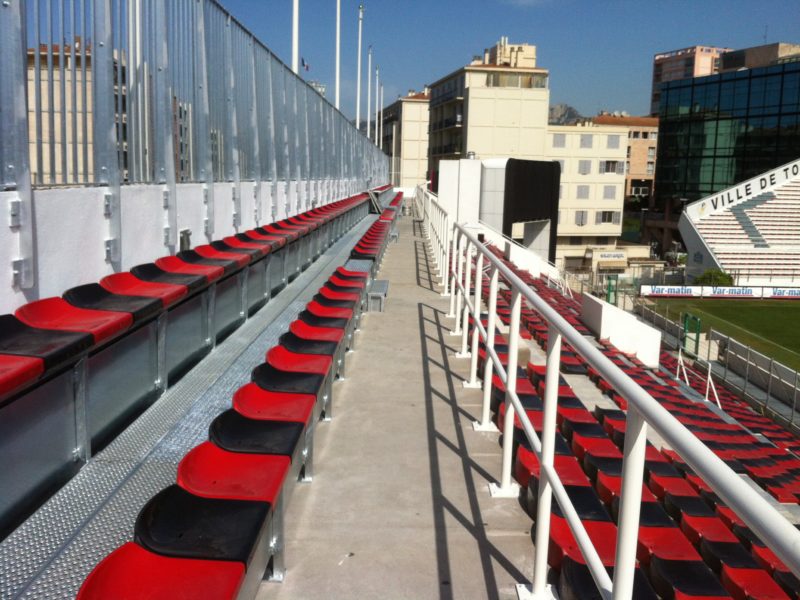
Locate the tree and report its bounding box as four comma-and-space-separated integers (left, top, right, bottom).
693, 268, 734, 286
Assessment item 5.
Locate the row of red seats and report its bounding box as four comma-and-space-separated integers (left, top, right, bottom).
350, 193, 402, 262
77, 263, 369, 599
0, 194, 369, 401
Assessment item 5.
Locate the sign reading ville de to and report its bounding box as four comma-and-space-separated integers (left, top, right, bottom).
686, 158, 800, 221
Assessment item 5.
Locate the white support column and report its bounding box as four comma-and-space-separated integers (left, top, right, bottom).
442, 216, 451, 296
612, 406, 647, 600
291, 0, 299, 74
335, 0, 340, 110
451, 233, 464, 334
456, 241, 473, 357
374, 66, 380, 144
474, 266, 499, 431
532, 323, 562, 594
355, 4, 363, 128
465, 252, 484, 388
366, 46, 372, 138
491, 288, 522, 498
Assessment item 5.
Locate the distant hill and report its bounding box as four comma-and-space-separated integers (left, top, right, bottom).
549, 104, 583, 125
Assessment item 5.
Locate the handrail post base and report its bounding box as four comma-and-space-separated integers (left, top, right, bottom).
488, 481, 520, 498
516, 582, 557, 600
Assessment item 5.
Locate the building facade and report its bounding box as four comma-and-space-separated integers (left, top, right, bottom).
654, 59, 800, 209
650, 45, 731, 116
592, 114, 659, 207
547, 123, 628, 270
427, 37, 550, 178
381, 91, 430, 188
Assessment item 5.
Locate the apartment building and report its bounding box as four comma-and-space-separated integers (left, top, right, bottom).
548, 123, 629, 270
427, 37, 550, 177
592, 114, 659, 207
382, 90, 430, 188
650, 45, 730, 115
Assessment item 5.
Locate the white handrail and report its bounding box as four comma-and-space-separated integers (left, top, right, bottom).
416, 184, 800, 599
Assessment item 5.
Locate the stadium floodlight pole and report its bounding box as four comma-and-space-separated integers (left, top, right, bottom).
367, 46, 372, 137
355, 4, 363, 128
375, 65, 379, 144
379, 84, 384, 149
335, 0, 341, 109
291, 0, 299, 73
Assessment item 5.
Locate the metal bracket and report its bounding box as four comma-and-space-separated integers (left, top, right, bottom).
11, 258, 26, 287
103, 191, 112, 217
163, 226, 171, 246
104, 238, 119, 263
232, 184, 240, 227
162, 189, 170, 209
8, 197, 21, 227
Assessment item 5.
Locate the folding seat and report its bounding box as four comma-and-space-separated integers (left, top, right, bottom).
568, 424, 621, 461
265, 343, 334, 419
700, 540, 790, 599
178, 246, 250, 271
16, 297, 134, 345
62, 283, 163, 325
100, 273, 188, 308
289, 318, 347, 378
132, 484, 275, 598
152, 256, 225, 282
77, 542, 246, 599
647, 555, 732, 599
650, 474, 702, 501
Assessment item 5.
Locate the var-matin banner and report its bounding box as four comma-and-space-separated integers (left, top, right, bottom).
640, 285, 800, 299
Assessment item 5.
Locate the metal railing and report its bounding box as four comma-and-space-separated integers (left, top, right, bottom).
1, 0, 388, 285
415, 184, 800, 599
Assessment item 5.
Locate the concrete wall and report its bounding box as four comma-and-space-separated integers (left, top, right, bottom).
581, 292, 662, 368
1, 178, 362, 313
479, 158, 508, 231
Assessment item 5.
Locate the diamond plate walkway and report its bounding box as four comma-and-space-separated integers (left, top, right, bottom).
265, 216, 534, 600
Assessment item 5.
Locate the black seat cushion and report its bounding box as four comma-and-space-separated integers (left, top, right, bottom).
131, 263, 207, 293
209, 409, 305, 457
278, 332, 338, 356
552, 485, 612, 522
664, 493, 716, 518
251, 362, 325, 396
312, 294, 355, 309
210, 240, 263, 259
237, 233, 281, 251
0, 314, 93, 369
559, 556, 658, 600
297, 309, 348, 330
63, 283, 162, 323
176, 250, 238, 275
648, 557, 730, 598
700, 540, 759, 572
135, 485, 269, 564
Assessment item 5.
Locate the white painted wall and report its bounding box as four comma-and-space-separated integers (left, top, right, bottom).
438, 159, 481, 225
479, 158, 508, 232
1, 178, 372, 314
581, 292, 661, 368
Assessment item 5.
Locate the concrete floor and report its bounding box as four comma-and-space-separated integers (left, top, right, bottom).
262, 217, 535, 600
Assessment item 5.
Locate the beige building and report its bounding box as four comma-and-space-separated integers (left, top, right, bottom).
650, 45, 730, 115
547, 123, 629, 270
427, 37, 550, 177
592, 114, 659, 207
382, 90, 430, 188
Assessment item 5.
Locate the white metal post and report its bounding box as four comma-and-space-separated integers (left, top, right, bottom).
612, 406, 648, 600
375, 66, 380, 144
442, 216, 451, 296
335, 0, 340, 110
355, 4, 363, 128
366, 46, 372, 137
379, 84, 384, 147
451, 233, 464, 334
533, 323, 562, 594
465, 252, 484, 388
457, 241, 473, 356
291, 0, 299, 74
475, 267, 500, 431
492, 288, 522, 497
447, 228, 458, 313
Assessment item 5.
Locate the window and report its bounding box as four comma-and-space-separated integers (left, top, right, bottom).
578, 160, 592, 175
642, 132, 649, 140
552, 133, 566, 148
603, 185, 616, 200
559, 185, 563, 200
650, 132, 657, 141
602, 160, 624, 174
596, 236, 609, 245
569, 236, 583, 245
647, 147, 656, 158
597, 211, 614, 224
577, 185, 590, 199
646, 161, 655, 175
626, 147, 631, 157
607, 135, 620, 149
632, 131, 640, 139
625, 161, 630, 174
580, 134, 593, 148
557, 159, 565, 173
575, 210, 588, 226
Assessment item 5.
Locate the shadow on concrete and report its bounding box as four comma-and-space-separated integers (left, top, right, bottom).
417, 301, 529, 599
413, 220, 437, 292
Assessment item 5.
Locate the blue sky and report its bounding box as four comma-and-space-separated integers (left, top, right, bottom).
223, 0, 800, 118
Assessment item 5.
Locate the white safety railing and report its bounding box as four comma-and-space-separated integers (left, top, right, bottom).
414, 184, 800, 600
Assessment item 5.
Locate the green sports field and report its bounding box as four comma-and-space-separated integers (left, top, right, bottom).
647, 298, 800, 371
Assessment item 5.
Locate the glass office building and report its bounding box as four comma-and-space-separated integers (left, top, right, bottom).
654, 60, 800, 208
